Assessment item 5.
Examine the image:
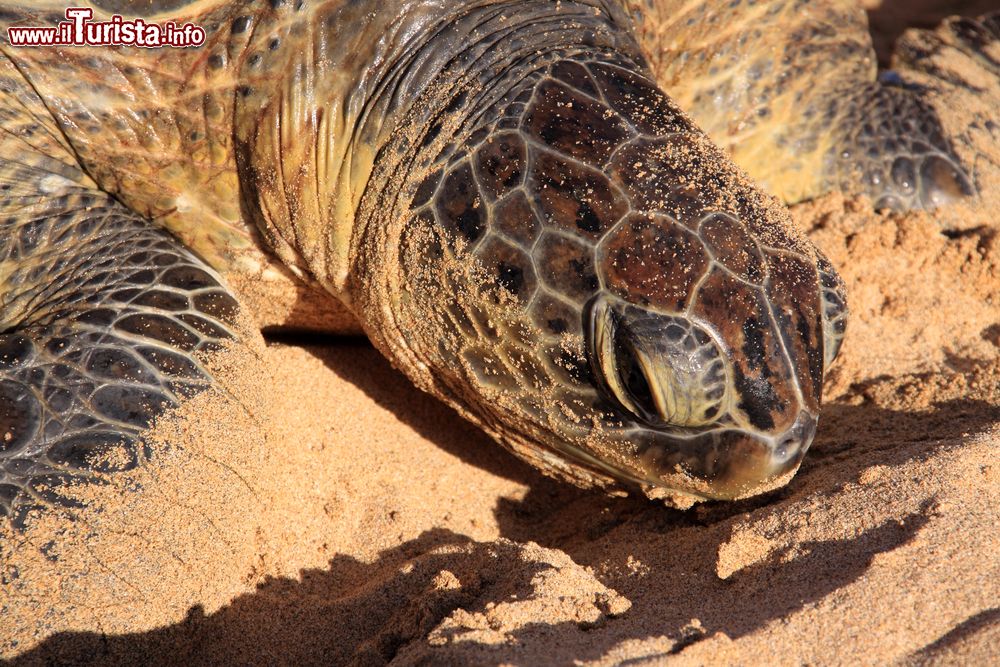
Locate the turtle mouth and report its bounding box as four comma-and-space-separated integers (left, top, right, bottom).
624, 409, 818, 500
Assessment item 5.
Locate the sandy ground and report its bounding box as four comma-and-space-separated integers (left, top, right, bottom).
3, 2, 1000, 665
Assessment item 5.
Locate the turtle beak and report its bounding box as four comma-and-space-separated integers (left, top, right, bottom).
624, 410, 817, 500
709, 411, 818, 498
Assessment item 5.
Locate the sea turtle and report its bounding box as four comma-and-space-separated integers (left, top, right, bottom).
0, 0, 995, 529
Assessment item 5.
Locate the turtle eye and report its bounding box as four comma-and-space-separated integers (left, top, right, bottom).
589, 296, 656, 422
612, 334, 659, 422
587, 296, 730, 428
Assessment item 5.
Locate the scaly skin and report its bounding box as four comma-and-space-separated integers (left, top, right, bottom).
620, 0, 980, 209
0, 1, 995, 525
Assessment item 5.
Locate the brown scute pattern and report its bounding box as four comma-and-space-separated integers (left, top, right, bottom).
474, 236, 537, 303
549, 60, 601, 99
528, 293, 580, 338
534, 233, 600, 301
524, 79, 632, 165
531, 149, 627, 239
764, 251, 826, 407
492, 191, 541, 246
474, 132, 527, 200
0, 180, 239, 528
699, 213, 766, 284
608, 136, 711, 227
598, 212, 709, 311
434, 162, 486, 246
588, 62, 689, 137
691, 270, 800, 433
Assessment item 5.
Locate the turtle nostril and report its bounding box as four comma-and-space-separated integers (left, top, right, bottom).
774, 436, 797, 461
774, 412, 818, 463
793, 412, 818, 446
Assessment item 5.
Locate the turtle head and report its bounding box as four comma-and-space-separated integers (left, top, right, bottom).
583, 253, 838, 499
356, 44, 847, 502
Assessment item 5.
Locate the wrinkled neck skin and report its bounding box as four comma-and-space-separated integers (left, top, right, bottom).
352, 1, 660, 482
336, 1, 840, 501
237, 0, 634, 300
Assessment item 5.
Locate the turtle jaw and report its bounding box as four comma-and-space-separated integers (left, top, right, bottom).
625, 410, 818, 501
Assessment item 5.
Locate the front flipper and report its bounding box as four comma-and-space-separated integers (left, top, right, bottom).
0, 188, 242, 530
824, 11, 1000, 211
622, 1, 995, 212
823, 77, 976, 211
0, 63, 242, 530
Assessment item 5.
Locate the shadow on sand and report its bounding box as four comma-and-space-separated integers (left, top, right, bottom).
11, 338, 997, 665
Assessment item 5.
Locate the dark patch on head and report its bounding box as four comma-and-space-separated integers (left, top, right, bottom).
132, 290, 189, 311
475, 236, 537, 302
534, 233, 600, 300
552, 60, 601, 99
691, 269, 801, 432
598, 212, 709, 310
475, 132, 526, 200
741, 317, 768, 375
434, 163, 486, 245
732, 367, 779, 431
498, 262, 524, 294
445, 90, 468, 113
574, 200, 603, 234
530, 151, 626, 240
550, 60, 601, 98
529, 294, 581, 338
524, 79, 631, 165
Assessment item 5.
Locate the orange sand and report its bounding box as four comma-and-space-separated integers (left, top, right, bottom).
3, 2, 1000, 665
